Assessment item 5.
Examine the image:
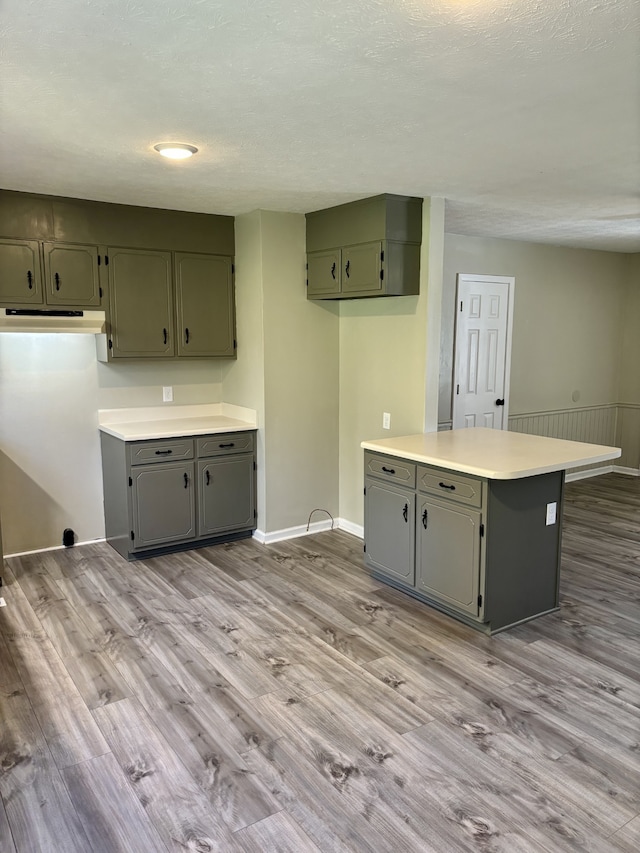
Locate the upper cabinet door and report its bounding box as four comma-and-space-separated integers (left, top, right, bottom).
43, 242, 101, 307
341, 241, 383, 295
108, 247, 174, 357
175, 253, 236, 357
0, 239, 43, 305
307, 249, 341, 297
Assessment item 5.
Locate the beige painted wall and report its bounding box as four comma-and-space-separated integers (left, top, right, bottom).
618, 253, 640, 403
338, 201, 431, 527
222, 210, 339, 535
439, 234, 628, 423
0, 335, 222, 554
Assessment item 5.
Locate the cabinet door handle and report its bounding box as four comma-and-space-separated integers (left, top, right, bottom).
331, 262, 336, 280
219, 442, 235, 448
345, 260, 350, 278
184, 472, 189, 488
155, 449, 173, 455
496, 398, 505, 406
402, 503, 408, 523
381, 466, 395, 475
206, 469, 210, 486
439, 482, 456, 491
163, 328, 168, 345
27, 270, 33, 289
422, 508, 428, 529
54, 272, 61, 291
185, 328, 190, 344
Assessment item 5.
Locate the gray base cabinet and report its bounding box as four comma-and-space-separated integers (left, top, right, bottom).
101, 430, 256, 560
364, 450, 564, 634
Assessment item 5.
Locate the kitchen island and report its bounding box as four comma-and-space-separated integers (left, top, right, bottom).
361, 428, 621, 633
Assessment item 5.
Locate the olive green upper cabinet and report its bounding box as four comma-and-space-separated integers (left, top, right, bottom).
306, 194, 423, 300
108, 248, 174, 358
43, 242, 101, 307
175, 253, 236, 357
0, 238, 43, 304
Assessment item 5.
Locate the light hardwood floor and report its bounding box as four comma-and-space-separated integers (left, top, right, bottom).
1, 472, 639, 852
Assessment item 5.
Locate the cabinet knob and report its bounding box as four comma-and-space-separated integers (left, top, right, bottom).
496, 398, 505, 406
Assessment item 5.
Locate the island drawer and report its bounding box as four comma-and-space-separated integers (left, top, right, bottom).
365, 452, 416, 488
128, 438, 195, 466
418, 466, 483, 508
197, 431, 255, 458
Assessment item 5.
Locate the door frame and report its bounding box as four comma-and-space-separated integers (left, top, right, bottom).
452, 273, 515, 430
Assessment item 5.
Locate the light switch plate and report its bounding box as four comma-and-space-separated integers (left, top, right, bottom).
546, 502, 557, 525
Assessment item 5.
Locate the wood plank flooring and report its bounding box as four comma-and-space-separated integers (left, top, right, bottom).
1, 472, 639, 852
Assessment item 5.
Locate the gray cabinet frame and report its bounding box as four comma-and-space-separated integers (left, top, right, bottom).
363, 450, 564, 634
101, 429, 256, 560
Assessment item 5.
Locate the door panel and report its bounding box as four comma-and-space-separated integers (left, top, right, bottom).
416, 497, 480, 616
132, 462, 195, 548
0, 239, 43, 304
198, 456, 255, 535
109, 248, 174, 357
453, 276, 513, 430
307, 249, 341, 297
364, 478, 415, 584
175, 253, 235, 357
43, 243, 101, 307
342, 242, 382, 294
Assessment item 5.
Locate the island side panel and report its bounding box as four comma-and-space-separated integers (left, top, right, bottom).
485, 471, 564, 632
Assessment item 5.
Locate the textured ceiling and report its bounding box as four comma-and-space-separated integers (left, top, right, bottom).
1, 0, 639, 251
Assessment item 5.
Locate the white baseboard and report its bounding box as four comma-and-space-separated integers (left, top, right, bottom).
253, 517, 364, 545
565, 465, 614, 483
613, 465, 640, 476
5, 538, 106, 559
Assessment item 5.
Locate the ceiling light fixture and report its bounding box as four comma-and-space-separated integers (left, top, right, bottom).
153, 142, 198, 160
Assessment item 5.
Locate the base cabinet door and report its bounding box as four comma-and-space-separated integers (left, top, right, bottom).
364, 478, 415, 584
416, 497, 481, 616
0, 239, 43, 304
131, 461, 195, 549
198, 456, 255, 536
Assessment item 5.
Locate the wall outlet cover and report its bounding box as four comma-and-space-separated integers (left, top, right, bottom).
546, 502, 557, 525
162, 386, 173, 403
383, 412, 391, 430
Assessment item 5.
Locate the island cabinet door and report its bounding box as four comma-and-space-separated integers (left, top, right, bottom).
131, 461, 196, 549
197, 456, 255, 536
364, 478, 415, 585
416, 497, 481, 617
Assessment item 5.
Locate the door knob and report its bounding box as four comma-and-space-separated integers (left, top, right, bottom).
496, 398, 505, 406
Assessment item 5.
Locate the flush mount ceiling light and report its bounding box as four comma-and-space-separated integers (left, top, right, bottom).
153, 142, 198, 160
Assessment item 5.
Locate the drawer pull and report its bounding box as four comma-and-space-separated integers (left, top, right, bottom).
422, 508, 428, 529
206, 470, 211, 485
439, 482, 456, 491
155, 449, 173, 456
184, 472, 189, 488
381, 466, 396, 475
402, 502, 408, 523
219, 442, 235, 448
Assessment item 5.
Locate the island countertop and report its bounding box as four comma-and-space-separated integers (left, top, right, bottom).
361, 428, 621, 480
98, 403, 257, 441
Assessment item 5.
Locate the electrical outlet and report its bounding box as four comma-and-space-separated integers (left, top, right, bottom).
162, 386, 173, 403
383, 412, 391, 430
545, 502, 557, 526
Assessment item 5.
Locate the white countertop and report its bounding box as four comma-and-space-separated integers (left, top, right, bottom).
361, 428, 621, 479
98, 403, 257, 441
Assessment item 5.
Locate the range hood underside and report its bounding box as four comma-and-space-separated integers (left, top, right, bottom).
0, 309, 106, 334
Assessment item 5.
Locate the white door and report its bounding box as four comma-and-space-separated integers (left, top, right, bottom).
452, 274, 514, 430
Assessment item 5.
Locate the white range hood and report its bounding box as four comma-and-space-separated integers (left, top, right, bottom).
0, 309, 106, 334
